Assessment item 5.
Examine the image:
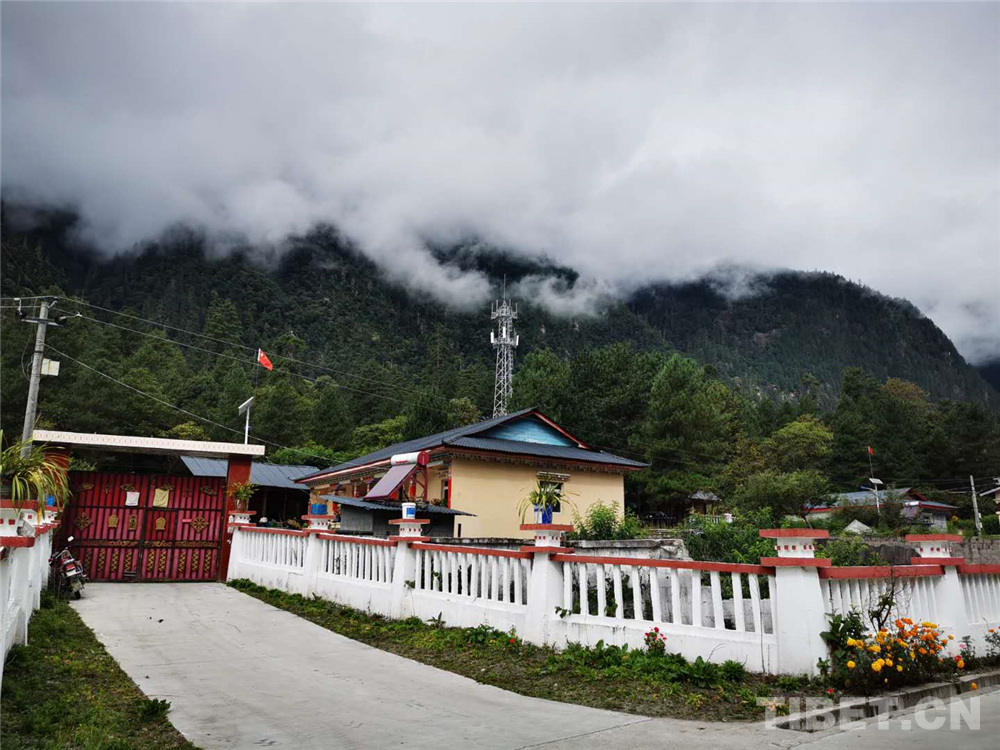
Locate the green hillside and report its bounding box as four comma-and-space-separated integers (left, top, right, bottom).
3, 209, 998, 509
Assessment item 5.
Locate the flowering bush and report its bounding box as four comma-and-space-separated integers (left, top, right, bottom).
644, 627, 668, 656
824, 616, 961, 694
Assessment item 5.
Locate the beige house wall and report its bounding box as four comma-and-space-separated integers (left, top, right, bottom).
448, 457, 625, 539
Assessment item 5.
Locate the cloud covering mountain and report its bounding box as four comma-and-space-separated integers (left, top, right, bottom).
2, 2, 997, 360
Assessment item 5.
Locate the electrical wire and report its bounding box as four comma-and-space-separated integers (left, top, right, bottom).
45, 345, 339, 467
29, 296, 1000, 485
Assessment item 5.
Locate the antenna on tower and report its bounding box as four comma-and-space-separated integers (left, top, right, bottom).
490, 276, 518, 417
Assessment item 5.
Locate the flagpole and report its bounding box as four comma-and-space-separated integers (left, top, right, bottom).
867, 446, 880, 514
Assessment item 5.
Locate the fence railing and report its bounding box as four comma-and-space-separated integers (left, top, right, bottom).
316, 534, 396, 585
226, 527, 1000, 676
819, 564, 945, 625
958, 565, 1000, 631
410, 543, 532, 605
1, 521, 56, 693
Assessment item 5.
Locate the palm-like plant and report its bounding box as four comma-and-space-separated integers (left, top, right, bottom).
227, 480, 258, 511
1, 431, 70, 526
516, 479, 576, 523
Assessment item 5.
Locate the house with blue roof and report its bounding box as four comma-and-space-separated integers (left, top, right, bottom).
806, 487, 957, 530
296, 408, 646, 539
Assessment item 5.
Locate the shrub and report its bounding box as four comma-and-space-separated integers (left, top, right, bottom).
684, 509, 776, 565
137, 698, 172, 721
985, 627, 1000, 659
822, 537, 885, 567
822, 614, 962, 694
720, 659, 747, 683
571, 502, 646, 541
644, 627, 668, 656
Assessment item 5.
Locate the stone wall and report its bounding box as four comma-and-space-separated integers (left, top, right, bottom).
854, 536, 1000, 564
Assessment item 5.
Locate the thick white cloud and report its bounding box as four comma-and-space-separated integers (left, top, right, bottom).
2, 2, 998, 359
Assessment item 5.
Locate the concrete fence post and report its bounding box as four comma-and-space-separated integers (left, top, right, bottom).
226, 524, 246, 581
388, 518, 430, 619
906, 533, 967, 652
760, 529, 832, 676
521, 524, 574, 646
302, 531, 321, 597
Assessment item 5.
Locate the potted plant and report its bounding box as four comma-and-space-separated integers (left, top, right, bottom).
1, 431, 70, 534
227, 480, 258, 512
517, 480, 575, 524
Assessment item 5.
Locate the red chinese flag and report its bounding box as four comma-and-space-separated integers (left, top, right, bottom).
868, 446, 874, 456
257, 348, 273, 371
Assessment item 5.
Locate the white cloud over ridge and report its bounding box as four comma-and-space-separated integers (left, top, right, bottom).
2, 3, 997, 360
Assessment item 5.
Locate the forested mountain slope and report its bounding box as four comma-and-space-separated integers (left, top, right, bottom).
3, 208, 995, 414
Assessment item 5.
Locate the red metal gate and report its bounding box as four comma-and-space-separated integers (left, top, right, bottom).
64, 472, 227, 581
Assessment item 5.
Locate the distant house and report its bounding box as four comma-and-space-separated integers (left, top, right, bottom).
177, 457, 316, 524
806, 487, 957, 530
297, 408, 646, 539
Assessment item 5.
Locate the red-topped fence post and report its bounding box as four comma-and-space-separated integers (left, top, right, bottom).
389, 518, 431, 618
760, 528, 831, 676
522, 523, 574, 644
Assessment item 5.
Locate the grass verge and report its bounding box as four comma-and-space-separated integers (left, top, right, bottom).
229, 578, 826, 721
1, 591, 197, 750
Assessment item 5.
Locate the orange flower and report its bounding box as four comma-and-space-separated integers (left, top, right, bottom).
972, 682, 978, 690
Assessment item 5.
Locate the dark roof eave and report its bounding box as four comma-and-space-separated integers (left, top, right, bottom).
300, 444, 646, 485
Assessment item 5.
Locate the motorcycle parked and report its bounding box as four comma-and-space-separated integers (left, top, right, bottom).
49, 536, 87, 599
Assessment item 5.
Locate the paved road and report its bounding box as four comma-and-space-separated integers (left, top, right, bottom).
73, 583, 997, 750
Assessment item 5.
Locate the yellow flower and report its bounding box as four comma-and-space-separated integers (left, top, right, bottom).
872, 661, 883, 673
897, 665, 903, 672
885, 659, 893, 667
869, 645, 881, 653
847, 660, 856, 669
957, 659, 965, 669
922, 622, 937, 628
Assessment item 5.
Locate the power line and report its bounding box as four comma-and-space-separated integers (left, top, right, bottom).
45, 346, 338, 467
73, 312, 427, 411
57, 308, 1000, 481
34, 296, 1000, 482
59, 295, 729, 461
61, 296, 458, 404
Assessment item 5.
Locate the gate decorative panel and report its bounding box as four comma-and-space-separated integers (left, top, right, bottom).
66, 472, 226, 582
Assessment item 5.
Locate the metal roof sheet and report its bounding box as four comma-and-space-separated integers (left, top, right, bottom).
179, 457, 316, 491
445, 436, 647, 468
297, 408, 646, 482
322, 494, 474, 516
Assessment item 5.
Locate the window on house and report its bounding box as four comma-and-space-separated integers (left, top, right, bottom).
442, 479, 451, 507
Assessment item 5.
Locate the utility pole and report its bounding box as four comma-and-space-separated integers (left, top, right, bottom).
490, 278, 518, 418
20, 298, 51, 456
970, 475, 982, 535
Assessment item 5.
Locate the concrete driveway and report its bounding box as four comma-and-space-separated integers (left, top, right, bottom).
73, 583, 997, 750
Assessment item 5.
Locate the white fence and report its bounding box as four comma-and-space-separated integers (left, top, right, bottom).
550, 555, 777, 672
1, 523, 56, 693
228, 526, 1000, 676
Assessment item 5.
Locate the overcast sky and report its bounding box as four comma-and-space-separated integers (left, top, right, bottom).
2, 2, 998, 361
